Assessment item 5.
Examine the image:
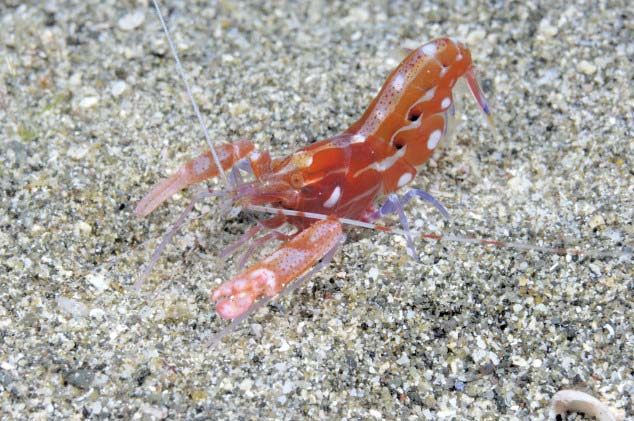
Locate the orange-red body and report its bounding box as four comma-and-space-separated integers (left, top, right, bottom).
234, 38, 485, 227
136, 37, 492, 321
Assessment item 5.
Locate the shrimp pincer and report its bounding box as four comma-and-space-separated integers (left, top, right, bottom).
137, 5, 494, 338
211, 217, 342, 319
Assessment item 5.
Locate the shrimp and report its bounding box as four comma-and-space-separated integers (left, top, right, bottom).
137, 1, 629, 345
138, 0, 492, 324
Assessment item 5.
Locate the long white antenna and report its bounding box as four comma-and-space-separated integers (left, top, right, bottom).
246, 204, 633, 259
150, 0, 228, 185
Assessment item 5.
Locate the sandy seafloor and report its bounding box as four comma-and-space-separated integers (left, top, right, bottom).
1, 0, 633, 419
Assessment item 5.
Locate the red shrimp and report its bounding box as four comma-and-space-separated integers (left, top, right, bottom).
136, 27, 494, 326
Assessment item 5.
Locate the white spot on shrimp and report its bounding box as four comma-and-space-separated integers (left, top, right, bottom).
193, 156, 210, 175
323, 186, 341, 208
369, 145, 407, 173
456, 53, 463, 62
427, 129, 442, 150
421, 43, 437, 56
420, 87, 437, 102
441, 97, 452, 109
392, 73, 406, 91
397, 172, 413, 188
352, 134, 366, 143
218, 146, 231, 160
440, 67, 448, 77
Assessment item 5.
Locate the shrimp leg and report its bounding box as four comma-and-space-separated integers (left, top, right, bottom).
211, 217, 343, 319
368, 190, 450, 261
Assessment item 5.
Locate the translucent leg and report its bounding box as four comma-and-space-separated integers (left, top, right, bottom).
237, 230, 293, 269
370, 189, 450, 262
370, 189, 449, 221
134, 198, 197, 290
134, 190, 225, 290
220, 215, 287, 258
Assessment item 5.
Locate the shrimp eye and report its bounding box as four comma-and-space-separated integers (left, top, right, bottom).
394, 139, 405, 150
407, 112, 420, 122
290, 172, 304, 189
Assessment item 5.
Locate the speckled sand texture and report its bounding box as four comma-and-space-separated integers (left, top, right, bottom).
1, 1, 632, 419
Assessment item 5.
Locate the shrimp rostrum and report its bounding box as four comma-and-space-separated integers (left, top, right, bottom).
135, 37, 493, 330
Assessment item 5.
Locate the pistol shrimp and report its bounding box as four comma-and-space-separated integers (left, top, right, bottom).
135, 1, 632, 347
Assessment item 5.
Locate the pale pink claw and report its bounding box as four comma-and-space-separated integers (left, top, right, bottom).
135, 140, 255, 217
216, 293, 255, 320
211, 217, 343, 320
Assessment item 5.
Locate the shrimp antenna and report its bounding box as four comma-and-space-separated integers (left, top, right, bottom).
246, 204, 633, 259
150, 0, 228, 186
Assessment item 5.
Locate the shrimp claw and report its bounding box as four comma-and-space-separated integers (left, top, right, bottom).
135, 140, 255, 217
211, 217, 344, 319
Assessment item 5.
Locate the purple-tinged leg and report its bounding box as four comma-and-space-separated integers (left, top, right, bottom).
400, 189, 450, 219
134, 189, 220, 290
370, 189, 449, 221
370, 189, 450, 262
220, 215, 286, 258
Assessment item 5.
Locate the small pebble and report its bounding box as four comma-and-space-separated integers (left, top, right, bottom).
74, 221, 92, 236
466, 28, 487, 44
111, 80, 128, 97
57, 297, 88, 318
577, 60, 597, 75
538, 19, 558, 38
90, 401, 102, 415
396, 354, 410, 365
239, 379, 253, 392
250, 323, 263, 338
63, 369, 95, 390
86, 272, 109, 292
369, 409, 383, 419
140, 405, 168, 420
507, 175, 531, 196
282, 380, 294, 394
89, 308, 105, 319
512, 356, 529, 367
79, 96, 99, 109
588, 214, 605, 230
118, 9, 145, 31
67, 144, 90, 160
